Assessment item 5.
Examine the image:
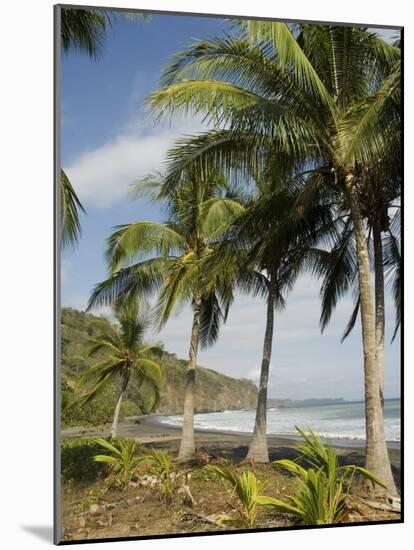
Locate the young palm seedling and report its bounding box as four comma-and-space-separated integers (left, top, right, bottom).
207, 465, 268, 529
139, 450, 179, 505
256, 427, 387, 525
93, 438, 143, 488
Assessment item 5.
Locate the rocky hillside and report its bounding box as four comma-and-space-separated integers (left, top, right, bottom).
155, 352, 257, 414
61, 308, 257, 426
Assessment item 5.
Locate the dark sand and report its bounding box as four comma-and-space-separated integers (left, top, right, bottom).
61, 414, 401, 475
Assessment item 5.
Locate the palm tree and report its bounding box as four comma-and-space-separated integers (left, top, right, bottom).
364, 162, 401, 409
61, 7, 108, 60
204, 176, 336, 462
146, 23, 400, 493
60, 6, 150, 59
77, 299, 164, 438
309, 168, 401, 410
87, 170, 243, 460
60, 169, 86, 249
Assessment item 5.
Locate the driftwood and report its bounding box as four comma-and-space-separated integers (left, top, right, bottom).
364, 498, 401, 513
179, 511, 221, 525
177, 471, 195, 507
177, 484, 195, 507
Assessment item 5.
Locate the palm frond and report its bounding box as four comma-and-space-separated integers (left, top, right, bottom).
60, 169, 86, 249
106, 221, 185, 273
61, 8, 107, 60
139, 343, 164, 358
199, 292, 225, 349
153, 251, 199, 329
245, 21, 336, 113
84, 338, 122, 357
383, 226, 401, 341
336, 63, 401, 166
76, 368, 119, 404
135, 358, 165, 389
307, 223, 357, 332
341, 295, 360, 342
200, 197, 245, 238
88, 257, 171, 310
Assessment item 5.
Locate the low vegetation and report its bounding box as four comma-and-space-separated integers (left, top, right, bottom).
138, 450, 180, 505
258, 428, 387, 525
61, 429, 397, 541
93, 438, 143, 488
207, 465, 268, 529
61, 438, 109, 483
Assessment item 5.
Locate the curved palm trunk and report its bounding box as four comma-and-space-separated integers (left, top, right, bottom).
373, 219, 385, 410
111, 370, 129, 439
177, 297, 202, 462
246, 276, 275, 462
345, 176, 397, 496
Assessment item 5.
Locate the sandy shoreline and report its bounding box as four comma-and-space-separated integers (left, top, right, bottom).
61, 414, 401, 471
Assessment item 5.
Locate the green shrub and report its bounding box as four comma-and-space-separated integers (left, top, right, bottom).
257, 427, 387, 525
61, 438, 109, 482
139, 450, 178, 505
207, 465, 268, 529
61, 378, 140, 428
93, 438, 142, 488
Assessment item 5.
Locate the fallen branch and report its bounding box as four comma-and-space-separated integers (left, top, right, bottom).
179, 511, 222, 525
364, 499, 401, 513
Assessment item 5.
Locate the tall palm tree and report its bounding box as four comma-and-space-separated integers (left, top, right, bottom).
364, 162, 401, 408
77, 299, 164, 438
87, 170, 243, 460
309, 168, 401, 409
207, 180, 336, 462
147, 23, 400, 493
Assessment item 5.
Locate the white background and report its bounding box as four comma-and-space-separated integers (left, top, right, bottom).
0, 0, 411, 548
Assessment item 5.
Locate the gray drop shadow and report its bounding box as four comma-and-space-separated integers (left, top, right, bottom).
21, 525, 54, 543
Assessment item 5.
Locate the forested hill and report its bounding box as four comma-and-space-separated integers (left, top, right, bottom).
61, 308, 258, 427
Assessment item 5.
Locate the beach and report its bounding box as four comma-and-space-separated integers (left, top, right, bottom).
60, 414, 401, 541
62, 414, 402, 472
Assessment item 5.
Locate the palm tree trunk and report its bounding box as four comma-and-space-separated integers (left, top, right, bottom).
345, 176, 397, 496
111, 371, 129, 439
373, 219, 385, 410
177, 297, 202, 462
246, 274, 275, 462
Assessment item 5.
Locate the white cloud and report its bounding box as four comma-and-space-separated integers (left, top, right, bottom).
64, 120, 207, 208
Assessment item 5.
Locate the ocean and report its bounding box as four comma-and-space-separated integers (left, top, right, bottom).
156, 398, 401, 447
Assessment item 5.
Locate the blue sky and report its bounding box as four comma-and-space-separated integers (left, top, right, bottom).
61, 11, 400, 401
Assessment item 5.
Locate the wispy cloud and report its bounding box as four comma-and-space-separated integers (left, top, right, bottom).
64, 119, 206, 208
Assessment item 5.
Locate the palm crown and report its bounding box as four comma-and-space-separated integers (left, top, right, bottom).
88, 169, 244, 348
77, 299, 164, 437
145, 22, 400, 490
